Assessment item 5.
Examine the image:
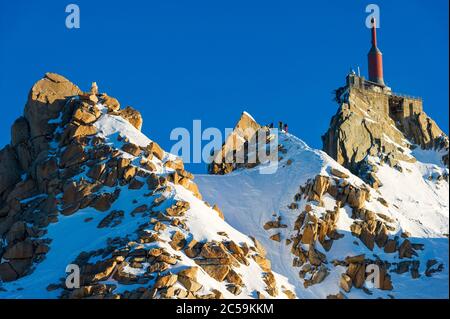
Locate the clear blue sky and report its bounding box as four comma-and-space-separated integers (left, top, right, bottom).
1, 0, 448, 173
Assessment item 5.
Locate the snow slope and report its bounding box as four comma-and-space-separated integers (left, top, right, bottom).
196, 130, 449, 299
0, 104, 295, 299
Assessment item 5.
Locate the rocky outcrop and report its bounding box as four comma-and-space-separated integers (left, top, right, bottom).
205, 108, 437, 295
208, 112, 270, 174
24, 73, 82, 155
117, 106, 143, 131
322, 84, 449, 180
54, 220, 288, 299
0, 146, 22, 195
397, 110, 448, 152
278, 167, 429, 294
0, 73, 173, 283
0, 73, 293, 299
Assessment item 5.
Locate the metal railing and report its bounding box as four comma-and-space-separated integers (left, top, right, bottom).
360, 80, 423, 102
390, 92, 423, 101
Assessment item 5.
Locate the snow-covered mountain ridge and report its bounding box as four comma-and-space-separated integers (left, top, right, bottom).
0, 73, 295, 299
198, 110, 448, 299
0, 72, 448, 299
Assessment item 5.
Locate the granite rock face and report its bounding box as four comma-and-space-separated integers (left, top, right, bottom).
208, 112, 271, 175
322, 83, 448, 183
24, 73, 82, 155
0, 73, 293, 300
0, 146, 22, 195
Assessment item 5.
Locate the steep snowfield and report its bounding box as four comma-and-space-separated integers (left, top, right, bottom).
0, 105, 295, 299
196, 131, 449, 299
374, 159, 448, 237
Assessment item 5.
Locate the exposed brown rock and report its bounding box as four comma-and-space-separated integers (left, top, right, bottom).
73, 106, 99, 124
178, 267, 199, 280
0, 262, 19, 282
6, 178, 38, 203
212, 204, 224, 220
398, 239, 418, 259
253, 255, 271, 272
170, 231, 186, 251
146, 173, 161, 190
122, 143, 141, 157
24, 73, 81, 151
178, 276, 202, 292
8, 258, 33, 277
165, 160, 184, 171
118, 106, 143, 131
225, 268, 243, 286
5, 221, 27, 243
128, 178, 144, 190
146, 142, 164, 161
263, 220, 287, 230
87, 163, 106, 181
208, 112, 265, 175
269, 233, 281, 242
200, 242, 229, 259
327, 292, 345, 299
323, 81, 448, 182
384, 238, 398, 253
3, 239, 34, 259
311, 175, 330, 200
201, 265, 230, 282
97, 210, 124, 228
250, 236, 266, 258
301, 221, 318, 245
340, 273, 352, 292
184, 240, 202, 258
72, 124, 97, 139
310, 265, 329, 286
90, 192, 118, 212
122, 166, 137, 182
346, 262, 366, 289
11, 116, 30, 147
263, 271, 278, 296
330, 167, 349, 179
282, 289, 296, 299
359, 225, 375, 250
60, 143, 87, 167
62, 181, 94, 207
165, 201, 190, 217
345, 254, 365, 264
81, 259, 117, 283
0, 146, 22, 195
154, 274, 178, 289
102, 95, 120, 112
346, 187, 368, 209
141, 159, 156, 172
